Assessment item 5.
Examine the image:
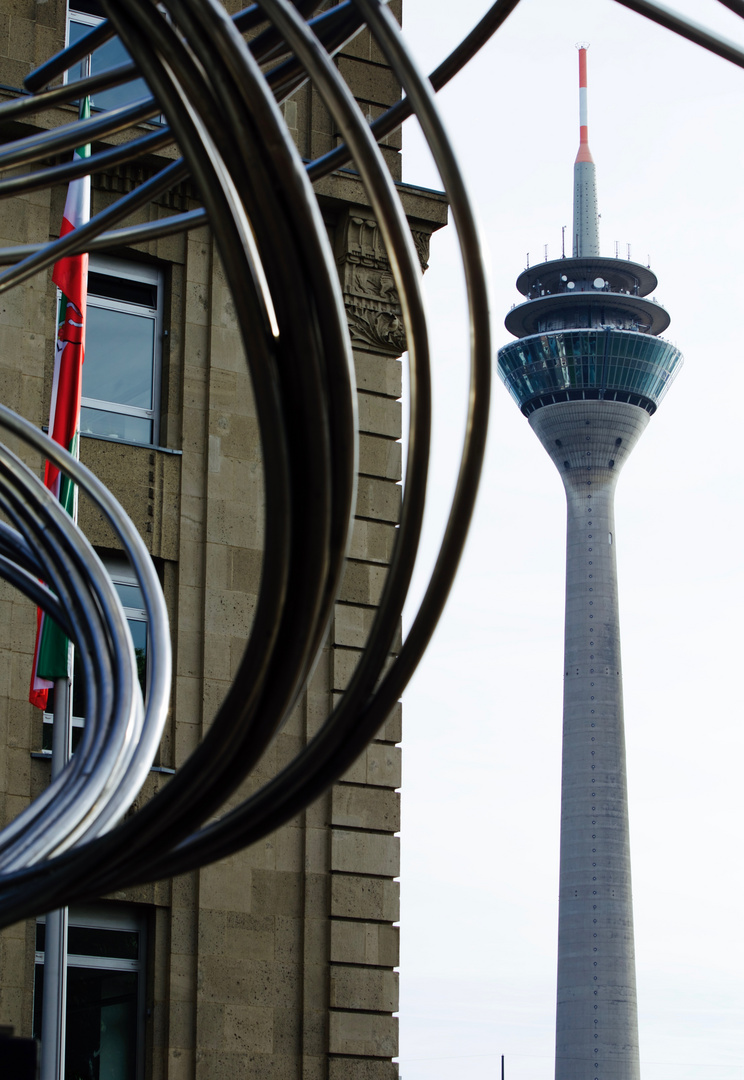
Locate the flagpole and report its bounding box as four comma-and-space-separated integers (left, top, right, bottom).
39, 673, 71, 1080
39, 55, 90, 1080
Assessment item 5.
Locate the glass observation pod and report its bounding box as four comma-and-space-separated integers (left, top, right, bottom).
497, 328, 683, 417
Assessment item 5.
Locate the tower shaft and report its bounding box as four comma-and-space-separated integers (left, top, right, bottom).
531, 401, 645, 1080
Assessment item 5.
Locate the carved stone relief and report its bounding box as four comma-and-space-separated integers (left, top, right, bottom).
335, 211, 435, 355
410, 230, 431, 273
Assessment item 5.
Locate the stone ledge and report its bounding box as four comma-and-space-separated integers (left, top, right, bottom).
330, 920, 399, 968
329, 1010, 398, 1059
330, 965, 399, 1012
331, 830, 400, 878
328, 1056, 399, 1080
330, 875, 400, 923
331, 785, 400, 833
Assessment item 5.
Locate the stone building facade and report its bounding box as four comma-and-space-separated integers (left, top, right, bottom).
0, 2, 447, 1077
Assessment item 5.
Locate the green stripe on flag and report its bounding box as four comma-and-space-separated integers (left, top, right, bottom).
36, 615, 70, 681
36, 432, 77, 681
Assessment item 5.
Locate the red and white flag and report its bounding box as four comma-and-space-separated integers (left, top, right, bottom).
29, 119, 90, 709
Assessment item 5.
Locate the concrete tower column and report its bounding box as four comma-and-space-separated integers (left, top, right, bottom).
531, 400, 648, 1080
498, 46, 683, 1079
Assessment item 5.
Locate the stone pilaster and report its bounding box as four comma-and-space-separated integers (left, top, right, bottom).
323, 206, 407, 1080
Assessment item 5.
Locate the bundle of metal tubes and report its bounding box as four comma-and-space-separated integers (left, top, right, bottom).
0, 0, 737, 927
0, 0, 503, 928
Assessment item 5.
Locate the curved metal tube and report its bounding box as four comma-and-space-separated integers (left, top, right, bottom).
0, 407, 169, 876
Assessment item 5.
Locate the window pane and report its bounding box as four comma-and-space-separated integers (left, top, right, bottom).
70, 967, 138, 1080
42, 717, 82, 750
89, 272, 157, 308
68, 926, 139, 961
114, 582, 145, 609
36, 924, 140, 961
70, 18, 151, 114
34, 964, 139, 1080
128, 619, 147, 698
84, 306, 155, 410
80, 407, 153, 445
44, 614, 146, 725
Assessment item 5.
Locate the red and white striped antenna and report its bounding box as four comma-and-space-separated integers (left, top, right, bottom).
575, 43, 593, 164
572, 43, 599, 257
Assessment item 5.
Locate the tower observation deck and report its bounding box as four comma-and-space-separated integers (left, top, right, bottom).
496, 47, 683, 1080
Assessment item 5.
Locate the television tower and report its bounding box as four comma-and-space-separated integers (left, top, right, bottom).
497, 47, 683, 1080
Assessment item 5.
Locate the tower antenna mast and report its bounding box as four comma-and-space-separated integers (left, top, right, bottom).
573, 44, 599, 258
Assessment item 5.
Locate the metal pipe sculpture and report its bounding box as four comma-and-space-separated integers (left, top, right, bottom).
0, 0, 739, 928
0, 0, 496, 926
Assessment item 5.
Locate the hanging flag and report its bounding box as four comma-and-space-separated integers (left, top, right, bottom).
30, 104, 91, 710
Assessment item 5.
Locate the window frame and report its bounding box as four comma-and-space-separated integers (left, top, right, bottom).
34, 904, 147, 1080
42, 554, 151, 749
80, 255, 163, 448
66, 2, 162, 120
67, 5, 104, 39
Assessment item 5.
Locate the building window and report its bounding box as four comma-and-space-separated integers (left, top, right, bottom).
81, 256, 163, 446
33, 905, 147, 1080
68, 1, 154, 115
43, 555, 149, 752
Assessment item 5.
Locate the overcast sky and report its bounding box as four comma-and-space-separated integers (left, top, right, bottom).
395, 2, 744, 1078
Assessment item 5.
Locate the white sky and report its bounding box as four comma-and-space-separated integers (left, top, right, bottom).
396, 2, 744, 1078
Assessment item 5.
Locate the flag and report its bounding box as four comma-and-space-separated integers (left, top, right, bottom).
29, 105, 91, 709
